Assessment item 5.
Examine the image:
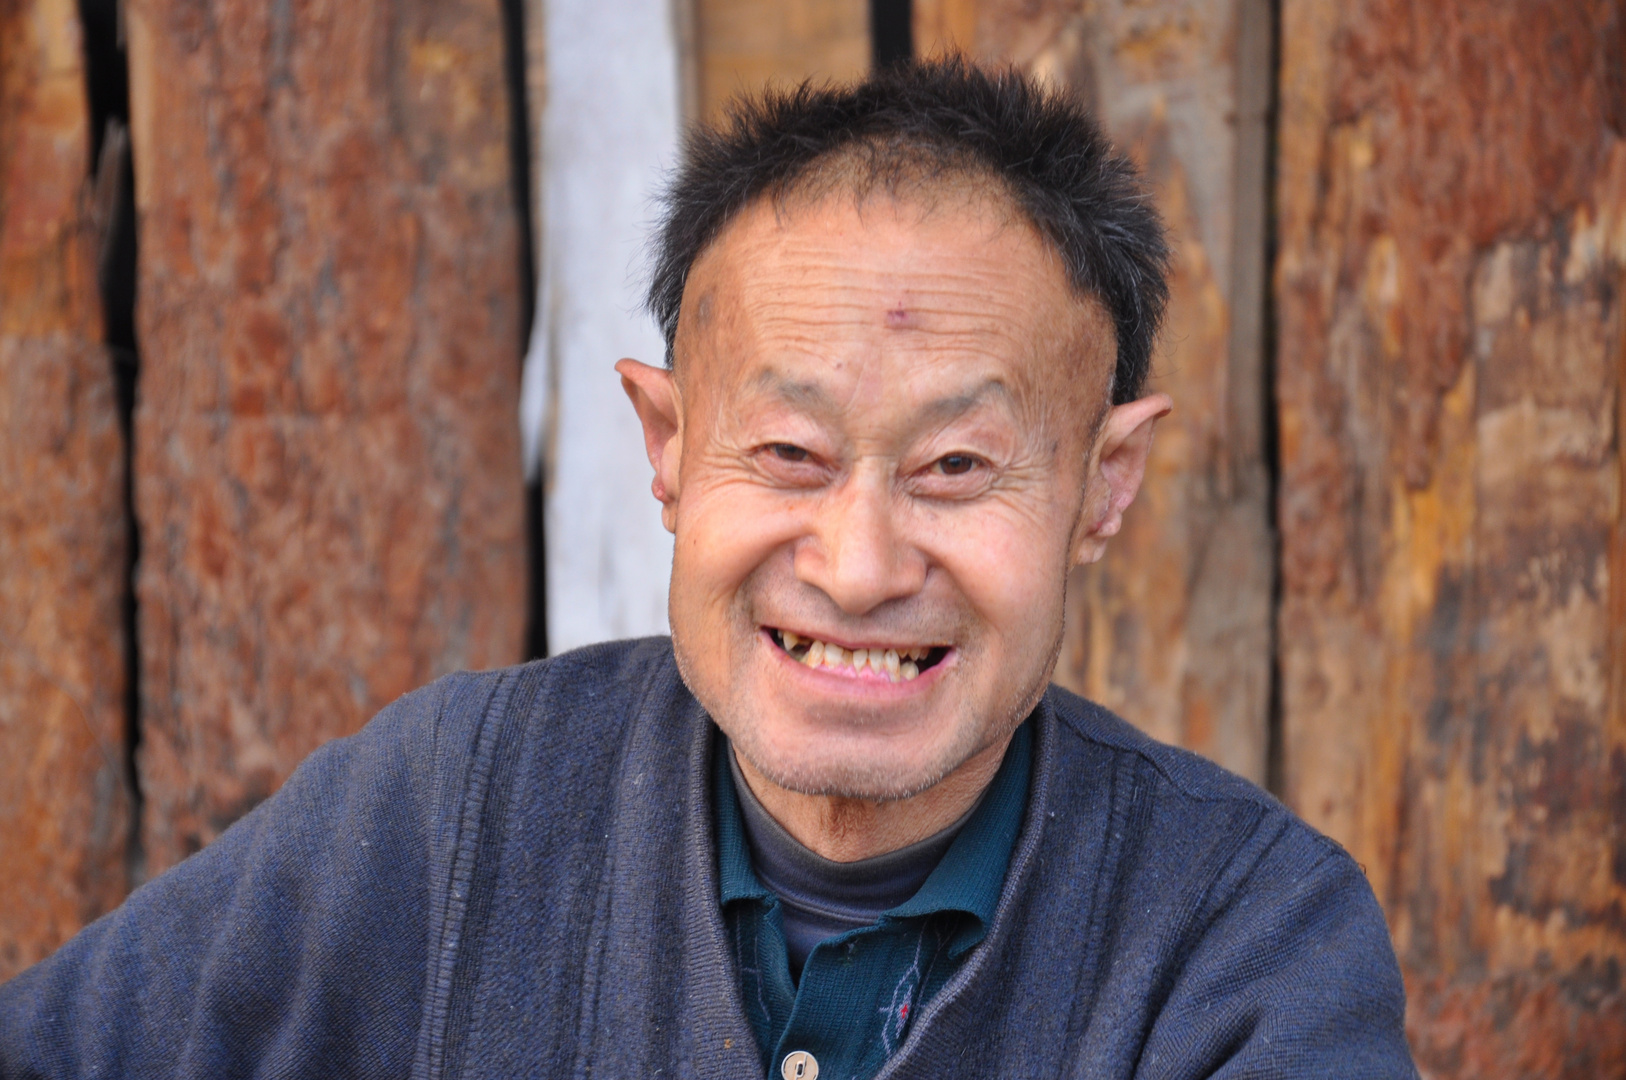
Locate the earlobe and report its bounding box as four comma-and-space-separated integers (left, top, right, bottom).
1072, 393, 1172, 566
615, 359, 684, 527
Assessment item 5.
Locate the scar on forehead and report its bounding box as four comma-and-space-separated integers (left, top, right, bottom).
692, 292, 715, 324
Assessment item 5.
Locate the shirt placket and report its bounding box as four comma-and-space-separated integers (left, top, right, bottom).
766, 921, 928, 1080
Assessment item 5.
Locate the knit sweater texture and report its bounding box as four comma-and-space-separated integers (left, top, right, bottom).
0, 637, 1419, 1078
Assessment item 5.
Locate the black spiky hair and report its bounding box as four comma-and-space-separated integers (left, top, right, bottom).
646, 56, 1169, 405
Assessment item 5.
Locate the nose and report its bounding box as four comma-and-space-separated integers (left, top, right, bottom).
795, 463, 926, 615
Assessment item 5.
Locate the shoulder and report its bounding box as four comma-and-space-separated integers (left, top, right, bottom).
438, 635, 679, 710
522, 635, 684, 712
1038, 682, 1348, 874
393, 636, 683, 763
1033, 686, 1407, 1042
1042, 683, 1279, 804
286, 637, 687, 853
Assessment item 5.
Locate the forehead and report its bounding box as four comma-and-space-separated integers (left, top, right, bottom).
674, 187, 1114, 417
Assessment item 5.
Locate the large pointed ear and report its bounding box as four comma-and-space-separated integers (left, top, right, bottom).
615, 358, 684, 532
1072, 393, 1172, 565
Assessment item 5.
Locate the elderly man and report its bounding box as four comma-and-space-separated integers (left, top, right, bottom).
1, 61, 1416, 1078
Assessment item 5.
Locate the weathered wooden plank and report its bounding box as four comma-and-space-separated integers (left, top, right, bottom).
124, 0, 527, 871
917, 0, 1276, 782
693, 0, 868, 122
1275, 0, 1626, 1071
0, 0, 132, 978
913, 0, 976, 60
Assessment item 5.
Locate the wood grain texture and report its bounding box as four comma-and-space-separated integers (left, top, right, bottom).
917, 0, 1275, 782
693, 0, 869, 122
1275, 0, 1626, 1072
125, 0, 527, 871
0, 0, 132, 978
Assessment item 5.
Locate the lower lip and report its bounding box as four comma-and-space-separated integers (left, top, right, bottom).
760, 628, 952, 697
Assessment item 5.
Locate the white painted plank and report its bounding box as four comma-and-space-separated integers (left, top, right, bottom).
522, 0, 682, 652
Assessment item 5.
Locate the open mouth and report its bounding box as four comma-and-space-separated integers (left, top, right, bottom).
768, 627, 950, 683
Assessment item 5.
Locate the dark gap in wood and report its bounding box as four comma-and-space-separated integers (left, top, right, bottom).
1255, 0, 1285, 798
524, 478, 548, 660
499, 0, 547, 660
500, 0, 537, 355
77, 0, 127, 169
871, 0, 913, 70
78, 0, 144, 883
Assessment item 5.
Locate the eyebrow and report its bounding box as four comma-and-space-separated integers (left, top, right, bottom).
748, 367, 1014, 424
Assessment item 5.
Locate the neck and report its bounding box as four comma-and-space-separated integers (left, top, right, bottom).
732, 735, 1014, 862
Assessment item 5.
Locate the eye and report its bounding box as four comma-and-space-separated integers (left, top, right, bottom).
770, 443, 811, 463
935, 453, 981, 476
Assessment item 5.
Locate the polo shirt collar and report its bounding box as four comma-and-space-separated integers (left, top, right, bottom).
883, 721, 1031, 953
716, 749, 772, 906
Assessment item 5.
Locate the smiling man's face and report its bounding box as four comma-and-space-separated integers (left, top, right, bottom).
621, 185, 1159, 802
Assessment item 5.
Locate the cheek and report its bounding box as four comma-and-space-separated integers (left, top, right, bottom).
923, 496, 1074, 648
670, 478, 806, 621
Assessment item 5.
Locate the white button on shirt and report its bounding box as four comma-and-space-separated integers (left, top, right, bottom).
781, 1050, 819, 1079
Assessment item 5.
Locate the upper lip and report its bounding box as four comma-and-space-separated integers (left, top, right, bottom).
768, 626, 947, 653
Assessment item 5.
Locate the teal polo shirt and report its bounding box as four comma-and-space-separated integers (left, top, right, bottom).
715, 721, 1033, 1080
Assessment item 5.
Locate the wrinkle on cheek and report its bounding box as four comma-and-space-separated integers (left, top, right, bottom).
687, 443, 792, 499
677, 483, 805, 599
900, 476, 1075, 586
908, 511, 1072, 650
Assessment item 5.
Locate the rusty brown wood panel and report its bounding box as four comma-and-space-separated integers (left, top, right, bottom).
692, 0, 869, 123
917, 0, 1276, 782
522, 0, 545, 261
125, 0, 528, 872
0, 0, 132, 978
1276, 0, 1626, 1072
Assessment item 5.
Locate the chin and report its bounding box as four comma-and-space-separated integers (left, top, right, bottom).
720, 676, 994, 800
731, 722, 978, 801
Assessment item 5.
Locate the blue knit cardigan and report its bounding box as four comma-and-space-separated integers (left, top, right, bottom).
0, 638, 1417, 1078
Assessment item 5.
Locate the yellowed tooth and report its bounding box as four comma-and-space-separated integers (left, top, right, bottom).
884, 649, 901, 678
805, 640, 825, 666
823, 644, 846, 668
901, 660, 919, 681
852, 648, 869, 670
783, 630, 800, 649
